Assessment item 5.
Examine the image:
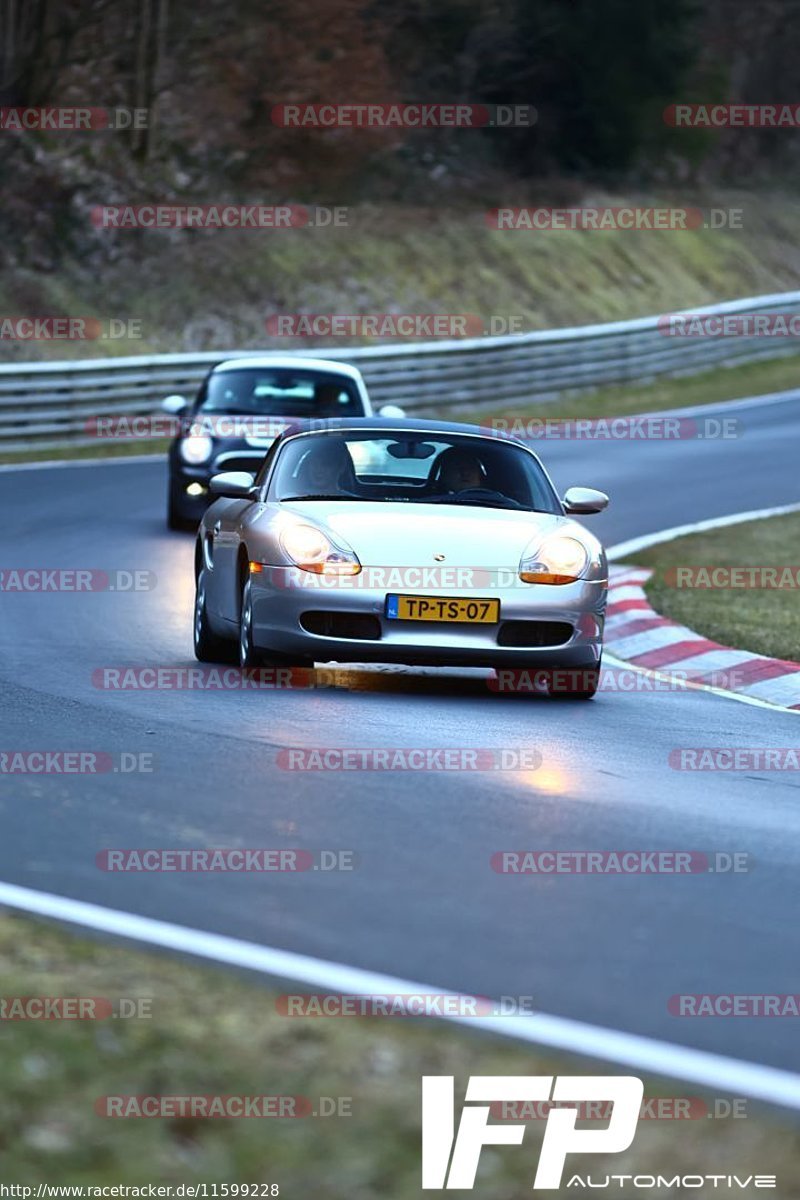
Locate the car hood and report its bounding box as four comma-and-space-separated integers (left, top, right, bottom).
281, 502, 583, 566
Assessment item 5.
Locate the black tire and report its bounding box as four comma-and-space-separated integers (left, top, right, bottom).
547, 659, 601, 700
238, 575, 266, 669
239, 575, 314, 671
194, 569, 237, 663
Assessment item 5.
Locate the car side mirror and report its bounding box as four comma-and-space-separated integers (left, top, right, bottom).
378, 404, 406, 418
162, 394, 189, 415
563, 486, 609, 515
209, 471, 257, 499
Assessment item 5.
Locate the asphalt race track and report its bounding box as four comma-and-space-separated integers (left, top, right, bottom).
2, 391, 800, 1074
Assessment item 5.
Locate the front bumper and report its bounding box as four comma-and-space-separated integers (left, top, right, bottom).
249, 567, 606, 667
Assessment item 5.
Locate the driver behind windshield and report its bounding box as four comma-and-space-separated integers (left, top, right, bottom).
436, 446, 487, 493
295, 439, 356, 496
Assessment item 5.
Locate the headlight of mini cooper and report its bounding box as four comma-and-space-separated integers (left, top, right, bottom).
179, 434, 213, 465
280, 523, 361, 576
519, 534, 589, 585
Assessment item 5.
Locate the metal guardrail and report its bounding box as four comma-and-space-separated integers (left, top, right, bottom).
2, 290, 799, 452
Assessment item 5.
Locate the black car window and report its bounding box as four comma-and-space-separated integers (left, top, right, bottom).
198, 369, 363, 416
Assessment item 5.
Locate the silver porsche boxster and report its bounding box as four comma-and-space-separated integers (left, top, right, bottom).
193, 418, 609, 697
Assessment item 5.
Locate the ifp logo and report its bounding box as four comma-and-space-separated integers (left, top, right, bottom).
421, 1075, 643, 1189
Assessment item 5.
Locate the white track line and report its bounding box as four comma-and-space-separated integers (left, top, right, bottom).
0, 454, 162, 473
629, 385, 800, 423
607, 502, 800, 561
602, 651, 800, 715
0, 880, 799, 1109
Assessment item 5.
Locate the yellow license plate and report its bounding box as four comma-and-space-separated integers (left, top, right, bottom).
386, 594, 500, 624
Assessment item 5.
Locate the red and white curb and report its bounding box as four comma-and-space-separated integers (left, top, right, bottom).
606, 504, 800, 710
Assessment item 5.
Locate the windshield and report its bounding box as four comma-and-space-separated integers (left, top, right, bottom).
270, 431, 560, 513
198, 369, 363, 416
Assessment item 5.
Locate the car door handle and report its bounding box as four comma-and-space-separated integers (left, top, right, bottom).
213, 520, 222, 534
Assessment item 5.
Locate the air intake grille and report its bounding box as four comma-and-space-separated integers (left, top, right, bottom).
497, 621, 573, 648
300, 611, 382, 640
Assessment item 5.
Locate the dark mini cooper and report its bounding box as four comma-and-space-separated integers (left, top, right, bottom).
164, 355, 401, 528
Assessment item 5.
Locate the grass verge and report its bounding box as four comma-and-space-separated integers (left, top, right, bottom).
622, 511, 800, 662
0, 913, 797, 1192
4, 187, 800, 362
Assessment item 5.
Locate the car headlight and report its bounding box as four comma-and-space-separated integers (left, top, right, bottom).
519, 534, 589, 585
280, 523, 361, 576
179, 434, 213, 465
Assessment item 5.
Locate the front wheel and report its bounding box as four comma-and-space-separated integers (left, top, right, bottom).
239, 576, 264, 669
194, 569, 237, 663
547, 658, 601, 700
239, 575, 314, 672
